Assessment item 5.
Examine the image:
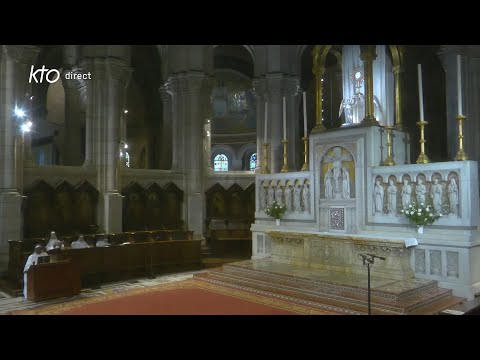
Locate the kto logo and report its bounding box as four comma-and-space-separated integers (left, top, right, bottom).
29, 65, 60, 84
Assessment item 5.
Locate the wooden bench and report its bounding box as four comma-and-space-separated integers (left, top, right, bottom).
210, 229, 252, 258
8, 229, 195, 287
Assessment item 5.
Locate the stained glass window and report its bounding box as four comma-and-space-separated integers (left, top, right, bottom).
120, 150, 131, 168
249, 153, 257, 171
214, 154, 228, 172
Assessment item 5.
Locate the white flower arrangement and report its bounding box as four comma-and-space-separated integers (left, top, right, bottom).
400, 202, 442, 226
265, 201, 287, 220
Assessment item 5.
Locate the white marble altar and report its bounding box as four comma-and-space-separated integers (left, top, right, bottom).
252, 124, 480, 300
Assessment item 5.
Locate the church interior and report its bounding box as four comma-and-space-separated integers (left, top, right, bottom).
0, 44, 479, 315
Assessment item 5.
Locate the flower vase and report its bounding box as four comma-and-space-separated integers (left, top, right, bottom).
417, 225, 424, 234
275, 219, 281, 226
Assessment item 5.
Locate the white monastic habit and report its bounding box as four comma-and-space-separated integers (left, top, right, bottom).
71, 235, 90, 249
96, 236, 110, 247
23, 245, 48, 298
45, 231, 64, 251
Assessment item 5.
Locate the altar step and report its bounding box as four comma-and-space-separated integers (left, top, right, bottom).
193, 259, 464, 315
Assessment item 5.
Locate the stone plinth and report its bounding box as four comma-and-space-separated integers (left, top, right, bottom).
267, 230, 417, 281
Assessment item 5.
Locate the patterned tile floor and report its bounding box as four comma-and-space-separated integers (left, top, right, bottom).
0, 270, 202, 315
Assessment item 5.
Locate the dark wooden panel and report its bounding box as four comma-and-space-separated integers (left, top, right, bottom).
122, 182, 146, 231
73, 181, 99, 234
26, 261, 81, 302
24, 180, 54, 238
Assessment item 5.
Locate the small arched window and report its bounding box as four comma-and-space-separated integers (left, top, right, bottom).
214, 154, 228, 172
249, 153, 257, 171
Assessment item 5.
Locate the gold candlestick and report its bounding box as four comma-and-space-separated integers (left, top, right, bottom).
281, 139, 288, 173
416, 121, 430, 164
454, 115, 469, 161
261, 143, 270, 174
383, 126, 395, 166
301, 137, 309, 171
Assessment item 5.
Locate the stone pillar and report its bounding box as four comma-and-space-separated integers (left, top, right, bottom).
285, 77, 300, 171
0, 45, 39, 271
62, 68, 83, 166
253, 78, 266, 173
82, 57, 132, 233
360, 45, 379, 126
168, 72, 213, 238
159, 83, 173, 169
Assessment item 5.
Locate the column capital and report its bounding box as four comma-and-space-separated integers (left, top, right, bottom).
106, 59, 133, 87
2, 45, 40, 65
264, 73, 299, 98
360, 45, 377, 62
159, 82, 173, 102
62, 66, 86, 91
392, 65, 404, 75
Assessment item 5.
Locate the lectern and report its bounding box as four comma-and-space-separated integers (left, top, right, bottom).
26, 260, 81, 302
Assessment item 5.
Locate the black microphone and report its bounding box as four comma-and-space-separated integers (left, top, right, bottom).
366, 253, 386, 261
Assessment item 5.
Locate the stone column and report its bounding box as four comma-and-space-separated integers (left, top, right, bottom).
253, 78, 266, 173
264, 74, 283, 173
168, 72, 213, 239
360, 45, 379, 126
159, 83, 173, 169
0, 45, 39, 271
62, 68, 83, 166
285, 77, 300, 171
82, 57, 132, 233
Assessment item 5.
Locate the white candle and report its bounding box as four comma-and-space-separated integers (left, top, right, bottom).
457, 54, 462, 115
283, 96, 286, 140
417, 64, 424, 121
303, 91, 307, 137
264, 101, 268, 143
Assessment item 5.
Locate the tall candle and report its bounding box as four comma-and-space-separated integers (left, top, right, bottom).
303, 91, 307, 137
264, 101, 268, 143
417, 64, 424, 121
283, 96, 286, 140
457, 54, 462, 115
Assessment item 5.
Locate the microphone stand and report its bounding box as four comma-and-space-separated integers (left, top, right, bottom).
358, 253, 386, 315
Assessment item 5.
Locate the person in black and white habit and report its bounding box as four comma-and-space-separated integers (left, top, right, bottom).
23, 245, 48, 298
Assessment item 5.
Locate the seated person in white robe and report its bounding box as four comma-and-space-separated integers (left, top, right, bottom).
23, 245, 48, 298
45, 231, 64, 251
71, 234, 90, 249
96, 235, 110, 247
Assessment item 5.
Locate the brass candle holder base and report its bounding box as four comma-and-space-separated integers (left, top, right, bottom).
281, 139, 289, 173
301, 137, 309, 171
454, 115, 469, 161
383, 126, 395, 166
416, 120, 430, 164
261, 143, 270, 174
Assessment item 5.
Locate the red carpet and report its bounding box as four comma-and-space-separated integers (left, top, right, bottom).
11, 279, 337, 315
